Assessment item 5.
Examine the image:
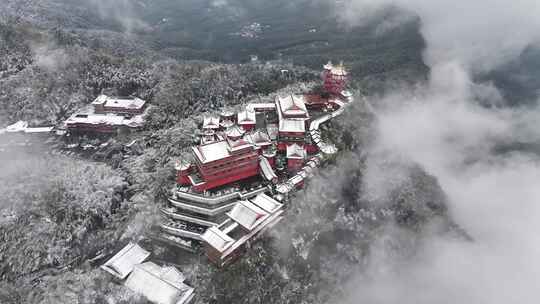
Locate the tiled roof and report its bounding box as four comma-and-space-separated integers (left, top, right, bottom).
250, 193, 282, 213
278, 118, 305, 133
237, 110, 256, 124
201, 226, 235, 252
277, 95, 308, 117
193, 141, 230, 164
93, 95, 146, 110
100, 243, 150, 279
125, 262, 194, 304
286, 143, 306, 159
203, 116, 221, 129
225, 125, 245, 138
227, 201, 269, 231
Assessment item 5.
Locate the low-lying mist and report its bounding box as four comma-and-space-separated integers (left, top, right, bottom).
331, 0, 540, 303
343, 66, 540, 304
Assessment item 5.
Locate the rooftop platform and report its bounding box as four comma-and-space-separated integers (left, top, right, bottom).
92, 95, 146, 111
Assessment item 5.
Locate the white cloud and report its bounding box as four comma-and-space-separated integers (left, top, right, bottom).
336, 60, 540, 303
337, 1, 540, 302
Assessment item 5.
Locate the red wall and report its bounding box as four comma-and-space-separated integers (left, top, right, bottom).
190, 147, 261, 191
193, 166, 259, 192
287, 158, 304, 173
239, 124, 255, 131
102, 105, 146, 115
306, 144, 319, 154
176, 170, 192, 185
67, 123, 117, 133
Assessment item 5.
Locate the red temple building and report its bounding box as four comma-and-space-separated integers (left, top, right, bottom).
65, 95, 148, 133
65, 113, 144, 133
178, 138, 260, 192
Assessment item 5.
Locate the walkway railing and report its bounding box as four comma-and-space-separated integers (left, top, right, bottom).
173, 185, 270, 205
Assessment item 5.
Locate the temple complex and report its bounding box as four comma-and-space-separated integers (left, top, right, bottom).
158, 62, 354, 265
64, 94, 148, 133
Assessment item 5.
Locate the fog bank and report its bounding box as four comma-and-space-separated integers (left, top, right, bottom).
338, 0, 540, 303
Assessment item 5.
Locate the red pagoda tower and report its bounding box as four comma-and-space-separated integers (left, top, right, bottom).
322, 61, 348, 96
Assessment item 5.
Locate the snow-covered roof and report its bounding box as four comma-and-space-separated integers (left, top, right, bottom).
219, 205, 285, 261
201, 226, 235, 253
225, 125, 245, 138
1, 121, 54, 134
259, 157, 278, 182
5, 121, 28, 132
246, 103, 276, 112
93, 95, 146, 110
66, 113, 128, 126
220, 110, 235, 118
220, 119, 234, 129
100, 243, 151, 279
24, 127, 54, 133
227, 137, 253, 152
193, 138, 255, 164
125, 262, 194, 304
66, 98, 148, 131
247, 130, 271, 146
227, 201, 269, 231
193, 140, 231, 164
91, 94, 108, 105
203, 116, 220, 130
237, 109, 256, 125
323, 61, 348, 76
286, 143, 306, 159
279, 119, 305, 133
250, 193, 283, 214
276, 95, 309, 118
